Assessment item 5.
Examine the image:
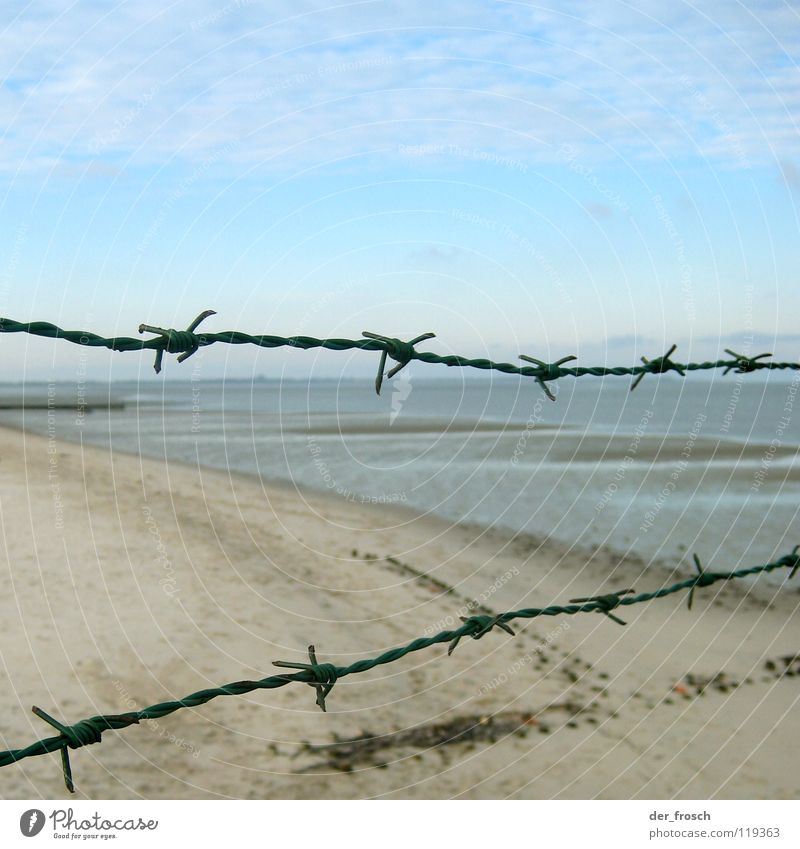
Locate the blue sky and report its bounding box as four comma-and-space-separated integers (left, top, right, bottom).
1, 0, 798, 379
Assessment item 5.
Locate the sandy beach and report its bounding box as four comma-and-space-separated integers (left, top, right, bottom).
0, 422, 798, 800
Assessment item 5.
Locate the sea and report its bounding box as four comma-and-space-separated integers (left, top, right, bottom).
1, 372, 798, 581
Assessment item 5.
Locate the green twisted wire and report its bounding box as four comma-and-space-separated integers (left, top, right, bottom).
1, 316, 796, 390
1, 549, 796, 791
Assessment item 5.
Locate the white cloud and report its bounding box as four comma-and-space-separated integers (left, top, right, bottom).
0, 0, 797, 173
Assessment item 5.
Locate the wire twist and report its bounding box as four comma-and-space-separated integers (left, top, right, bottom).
630, 345, 685, 391
273, 645, 338, 711
362, 331, 436, 395
723, 348, 773, 375
448, 614, 516, 655
138, 310, 216, 373
30, 707, 136, 793
569, 589, 636, 625
519, 354, 577, 401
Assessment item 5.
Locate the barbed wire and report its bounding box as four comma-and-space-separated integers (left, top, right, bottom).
1, 548, 796, 792
1, 312, 796, 397
2, 311, 798, 791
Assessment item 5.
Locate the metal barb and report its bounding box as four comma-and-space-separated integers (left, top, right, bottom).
569, 589, 636, 625
723, 349, 772, 375
689, 554, 702, 611
630, 344, 683, 391
138, 310, 216, 374
519, 354, 577, 401
273, 645, 336, 712
686, 553, 720, 611
790, 545, 800, 580
448, 615, 515, 655
31, 706, 77, 793
362, 331, 436, 395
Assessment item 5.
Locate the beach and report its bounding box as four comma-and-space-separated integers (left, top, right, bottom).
0, 421, 798, 800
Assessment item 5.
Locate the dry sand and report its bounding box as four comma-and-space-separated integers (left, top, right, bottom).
0, 423, 798, 799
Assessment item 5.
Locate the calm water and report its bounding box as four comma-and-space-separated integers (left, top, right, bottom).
2, 373, 798, 579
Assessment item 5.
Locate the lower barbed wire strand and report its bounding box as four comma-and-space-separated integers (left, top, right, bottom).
0, 550, 796, 788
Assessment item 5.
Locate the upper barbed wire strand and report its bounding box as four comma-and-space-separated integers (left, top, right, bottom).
0, 316, 797, 395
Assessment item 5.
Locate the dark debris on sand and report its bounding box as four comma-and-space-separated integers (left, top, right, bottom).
294, 702, 602, 773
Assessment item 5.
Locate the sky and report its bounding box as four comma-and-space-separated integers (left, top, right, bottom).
0, 0, 798, 380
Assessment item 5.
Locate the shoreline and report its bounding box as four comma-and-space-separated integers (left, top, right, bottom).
0, 415, 794, 602
0, 423, 798, 799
